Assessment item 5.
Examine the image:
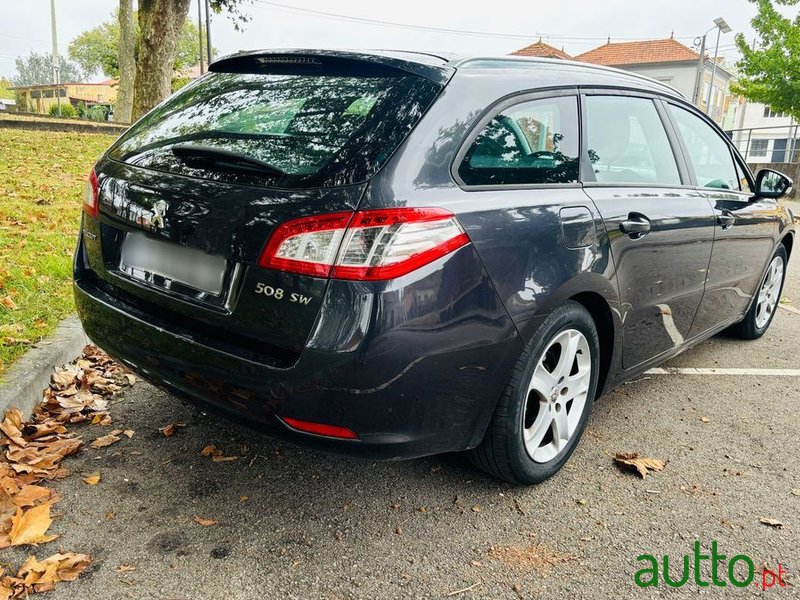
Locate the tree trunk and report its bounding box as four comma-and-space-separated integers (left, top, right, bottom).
132, 0, 191, 121
115, 0, 135, 123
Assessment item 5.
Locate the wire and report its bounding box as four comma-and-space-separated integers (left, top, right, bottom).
252, 0, 700, 44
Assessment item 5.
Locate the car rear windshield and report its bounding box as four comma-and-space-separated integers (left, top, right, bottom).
107, 69, 442, 187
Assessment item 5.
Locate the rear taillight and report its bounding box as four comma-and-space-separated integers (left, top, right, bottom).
83, 169, 99, 218
258, 208, 470, 281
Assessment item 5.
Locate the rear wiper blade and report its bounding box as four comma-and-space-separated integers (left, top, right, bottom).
171, 143, 286, 178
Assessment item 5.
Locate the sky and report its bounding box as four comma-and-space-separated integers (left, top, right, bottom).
0, 0, 762, 81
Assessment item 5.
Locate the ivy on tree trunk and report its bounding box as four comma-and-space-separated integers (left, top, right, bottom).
132, 0, 191, 120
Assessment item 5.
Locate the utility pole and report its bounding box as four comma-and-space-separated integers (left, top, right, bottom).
50, 0, 61, 116
205, 0, 213, 66
197, 0, 205, 75
692, 34, 707, 106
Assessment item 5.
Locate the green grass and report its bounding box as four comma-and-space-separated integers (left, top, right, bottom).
0, 128, 117, 377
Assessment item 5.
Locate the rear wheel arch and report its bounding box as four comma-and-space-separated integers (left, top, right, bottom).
570, 291, 614, 398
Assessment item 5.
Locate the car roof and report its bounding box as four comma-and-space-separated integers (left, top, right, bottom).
210, 49, 684, 99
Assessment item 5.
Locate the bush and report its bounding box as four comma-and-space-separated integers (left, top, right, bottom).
48, 103, 76, 118
84, 105, 108, 121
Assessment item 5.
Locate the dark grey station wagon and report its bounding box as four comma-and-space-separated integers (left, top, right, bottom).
74, 50, 795, 484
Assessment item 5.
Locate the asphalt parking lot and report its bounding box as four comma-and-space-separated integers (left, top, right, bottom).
7, 213, 800, 599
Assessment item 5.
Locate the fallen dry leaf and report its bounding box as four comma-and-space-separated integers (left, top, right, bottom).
193, 516, 218, 526
10, 485, 56, 509
122, 430, 134, 439
17, 552, 91, 591
82, 473, 100, 485
114, 565, 136, 573
200, 445, 238, 463
759, 517, 784, 529
159, 423, 177, 437
7, 502, 58, 547
1, 296, 18, 311
90, 434, 121, 449
791, 489, 800, 497
614, 453, 666, 478
700, 416, 710, 423
0, 410, 26, 447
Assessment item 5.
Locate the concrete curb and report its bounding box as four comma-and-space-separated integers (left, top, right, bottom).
0, 315, 90, 419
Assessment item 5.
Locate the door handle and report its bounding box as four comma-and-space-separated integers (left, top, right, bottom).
717, 211, 735, 230
620, 214, 652, 239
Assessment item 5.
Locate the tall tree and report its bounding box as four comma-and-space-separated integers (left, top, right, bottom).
133, 0, 192, 120
733, 0, 800, 120
132, 0, 249, 120
12, 52, 85, 87
116, 0, 136, 123
68, 12, 203, 79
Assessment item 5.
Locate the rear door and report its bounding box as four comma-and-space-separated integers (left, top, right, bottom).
84, 54, 445, 356
663, 102, 779, 336
581, 92, 716, 369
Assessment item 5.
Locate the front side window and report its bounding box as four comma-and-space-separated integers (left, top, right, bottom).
457, 96, 579, 186
585, 95, 681, 185
667, 104, 739, 190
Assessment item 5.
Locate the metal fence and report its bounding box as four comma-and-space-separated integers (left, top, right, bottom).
725, 124, 800, 163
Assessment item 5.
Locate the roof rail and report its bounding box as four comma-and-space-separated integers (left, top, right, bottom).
449, 55, 685, 99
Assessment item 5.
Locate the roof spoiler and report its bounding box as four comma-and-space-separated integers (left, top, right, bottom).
210, 49, 454, 86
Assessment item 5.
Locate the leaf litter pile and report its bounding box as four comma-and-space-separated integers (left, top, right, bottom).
0, 345, 135, 598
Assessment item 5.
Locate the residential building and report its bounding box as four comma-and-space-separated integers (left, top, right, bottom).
573, 37, 734, 124
727, 100, 797, 163
13, 80, 116, 114
511, 39, 573, 60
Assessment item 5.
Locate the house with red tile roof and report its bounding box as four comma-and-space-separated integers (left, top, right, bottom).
511, 39, 573, 61
574, 37, 733, 123
510, 36, 734, 124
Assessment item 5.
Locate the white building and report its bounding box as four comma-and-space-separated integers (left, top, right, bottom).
727, 100, 797, 164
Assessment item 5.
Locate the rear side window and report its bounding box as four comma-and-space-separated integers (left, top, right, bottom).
457, 96, 580, 186
586, 95, 681, 185
108, 71, 441, 188
667, 104, 739, 190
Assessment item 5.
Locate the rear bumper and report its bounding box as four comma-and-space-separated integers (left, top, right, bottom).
74, 239, 522, 460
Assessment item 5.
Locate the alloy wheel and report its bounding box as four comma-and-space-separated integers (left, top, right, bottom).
755, 256, 784, 329
522, 329, 592, 463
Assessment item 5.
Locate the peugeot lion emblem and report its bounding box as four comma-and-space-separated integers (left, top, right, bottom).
150, 200, 168, 231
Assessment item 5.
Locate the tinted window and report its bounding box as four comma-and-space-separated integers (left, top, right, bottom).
108, 71, 441, 188
586, 96, 681, 185
457, 96, 579, 186
668, 104, 739, 190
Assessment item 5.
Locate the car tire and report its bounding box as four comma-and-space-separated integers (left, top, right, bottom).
469, 300, 600, 485
728, 245, 788, 340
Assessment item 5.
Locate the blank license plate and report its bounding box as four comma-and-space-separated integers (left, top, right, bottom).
119, 233, 227, 296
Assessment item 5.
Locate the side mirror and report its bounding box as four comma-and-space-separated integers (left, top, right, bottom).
754, 168, 793, 200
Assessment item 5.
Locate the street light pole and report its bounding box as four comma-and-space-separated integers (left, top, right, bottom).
704, 17, 732, 117
50, 0, 61, 117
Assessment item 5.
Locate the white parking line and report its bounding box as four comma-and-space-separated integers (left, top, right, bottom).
779, 303, 800, 315
645, 367, 800, 376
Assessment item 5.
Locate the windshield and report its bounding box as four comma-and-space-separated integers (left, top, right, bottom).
108, 71, 441, 187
